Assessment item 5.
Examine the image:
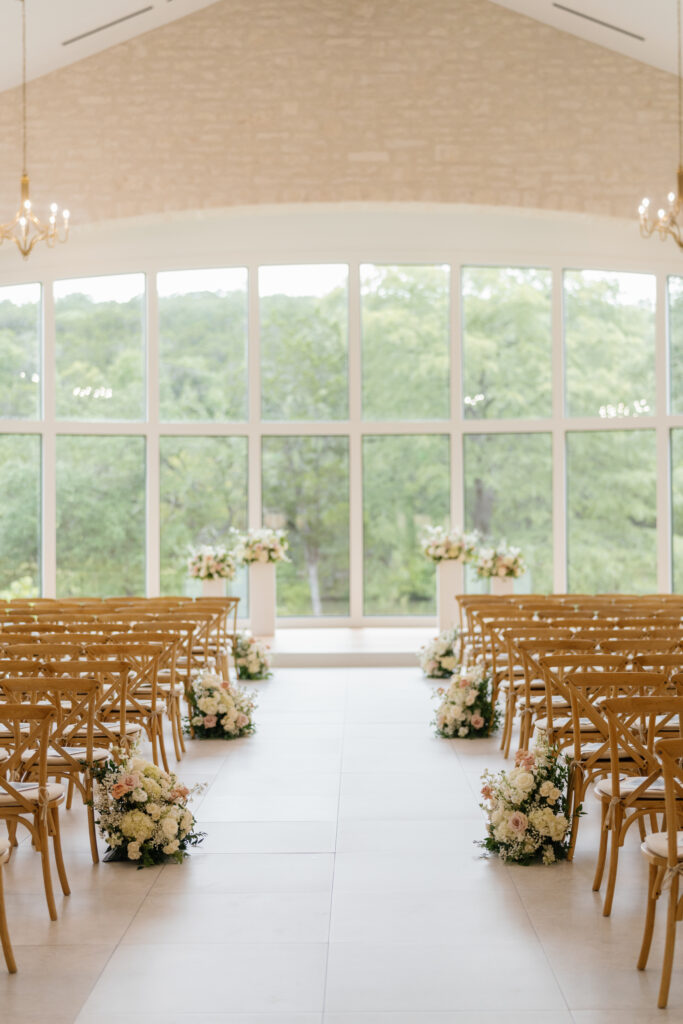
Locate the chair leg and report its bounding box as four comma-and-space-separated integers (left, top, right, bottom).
502, 693, 517, 759
36, 819, 58, 921
0, 864, 16, 974
49, 809, 70, 897
602, 807, 623, 917
169, 701, 183, 762
65, 778, 75, 811
638, 862, 660, 970
567, 767, 585, 863
7, 822, 17, 848
658, 875, 680, 1008
592, 801, 609, 892
157, 717, 170, 773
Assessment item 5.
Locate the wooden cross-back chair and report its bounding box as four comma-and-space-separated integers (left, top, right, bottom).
638, 737, 683, 1008
0, 703, 69, 921
595, 695, 683, 918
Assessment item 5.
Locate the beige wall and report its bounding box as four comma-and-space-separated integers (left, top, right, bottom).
0, 0, 676, 226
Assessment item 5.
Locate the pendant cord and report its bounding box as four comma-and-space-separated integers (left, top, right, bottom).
21, 0, 26, 176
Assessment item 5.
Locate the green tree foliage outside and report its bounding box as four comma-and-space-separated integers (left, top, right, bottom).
363, 434, 450, 614
567, 430, 657, 593
159, 436, 248, 597
361, 265, 450, 421
159, 275, 248, 422
0, 285, 40, 419
55, 279, 145, 421
56, 435, 146, 596
0, 434, 40, 597
564, 270, 655, 418
464, 432, 553, 593
262, 435, 349, 615
462, 267, 552, 420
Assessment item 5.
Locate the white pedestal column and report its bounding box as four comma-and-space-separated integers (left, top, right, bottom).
249, 562, 276, 636
491, 576, 514, 596
436, 559, 464, 633
202, 578, 226, 597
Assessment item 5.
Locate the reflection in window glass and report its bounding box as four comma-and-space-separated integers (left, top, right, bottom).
55, 274, 145, 420
260, 265, 348, 420
363, 435, 450, 614
159, 268, 248, 422
361, 265, 449, 421
0, 435, 40, 597
464, 433, 552, 592
462, 268, 551, 420
56, 435, 145, 595
567, 430, 656, 593
262, 436, 349, 616
564, 270, 655, 418
160, 436, 248, 603
669, 277, 683, 414
0, 284, 41, 419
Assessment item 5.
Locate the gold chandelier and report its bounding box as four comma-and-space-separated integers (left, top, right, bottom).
0, 0, 69, 259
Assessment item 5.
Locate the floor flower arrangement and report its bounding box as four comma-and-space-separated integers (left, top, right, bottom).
478, 732, 571, 864
234, 630, 272, 679
187, 666, 257, 738
187, 544, 236, 580
91, 752, 205, 866
418, 627, 460, 678
433, 663, 498, 737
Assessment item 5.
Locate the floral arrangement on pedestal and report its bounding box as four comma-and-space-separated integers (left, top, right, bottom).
475, 541, 525, 580
233, 528, 289, 565
421, 525, 479, 563
433, 663, 498, 737
418, 628, 460, 678
478, 732, 571, 864
186, 666, 257, 738
91, 752, 204, 867
233, 630, 272, 680
187, 545, 236, 580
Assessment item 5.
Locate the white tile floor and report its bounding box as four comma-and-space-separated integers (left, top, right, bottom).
1, 665, 682, 1023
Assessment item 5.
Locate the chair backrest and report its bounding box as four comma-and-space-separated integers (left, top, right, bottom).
655, 738, 683, 869
0, 703, 55, 812
0, 677, 101, 770
602, 696, 683, 805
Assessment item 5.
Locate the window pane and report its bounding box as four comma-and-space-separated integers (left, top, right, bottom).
669, 277, 683, 414
462, 267, 551, 420
160, 436, 248, 601
259, 265, 348, 420
671, 429, 683, 592
159, 268, 247, 422
0, 435, 40, 597
56, 435, 145, 595
0, 284, 41, 419
262, 436, 349, 615
363, 435, 450, 614
54, 274, 145, 420
362, 265, 449, 420
564, 270, 655, 418
567, 430, 656, 592
464, 433, 552, 592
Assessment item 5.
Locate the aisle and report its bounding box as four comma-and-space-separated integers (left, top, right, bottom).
0, 667, 679, 1022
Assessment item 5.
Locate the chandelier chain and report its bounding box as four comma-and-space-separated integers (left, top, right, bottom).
21, 0, 26, 176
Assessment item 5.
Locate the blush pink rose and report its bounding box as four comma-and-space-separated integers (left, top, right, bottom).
120, 773, 140, 790
203, 714, 218, 728
170, 785, 189, 801
470, 713, 485, 730
508, 811, 528, 835
236, 713, 248, 728
111, 783, 128, 800
481, 784, 493, 800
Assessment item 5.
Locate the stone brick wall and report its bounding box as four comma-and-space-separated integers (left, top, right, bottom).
0, 0, 675, 225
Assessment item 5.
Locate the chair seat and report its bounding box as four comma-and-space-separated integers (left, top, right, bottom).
0, 781, 65, 806
595, 776, 666, 798
642, 831, 683, 860
20, 746, 110, 766
75, 722, 142, 737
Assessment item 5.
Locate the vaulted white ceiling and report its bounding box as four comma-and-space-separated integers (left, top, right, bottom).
490, 1, 679, 75
0, 0, 222, 93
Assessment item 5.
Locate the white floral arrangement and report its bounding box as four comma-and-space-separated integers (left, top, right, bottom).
478, 732, 571, 864
421, 525, 479, 563
418, 627, 460, 678
233, 527, 289, 565
187, 544, 236, 580
91, 753, 204, 866
234, 630, 272, 680
475, 541, 526, 579
433, 663, 498, 738
187, 666, 257, 738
